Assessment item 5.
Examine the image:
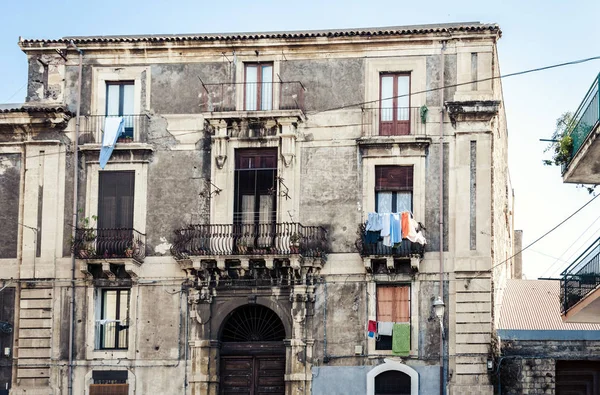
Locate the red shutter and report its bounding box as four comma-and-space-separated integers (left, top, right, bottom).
375, 166, 413, 191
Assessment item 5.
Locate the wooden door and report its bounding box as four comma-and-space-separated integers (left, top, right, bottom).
221, 355, 285, 395
89, 384, 129, 395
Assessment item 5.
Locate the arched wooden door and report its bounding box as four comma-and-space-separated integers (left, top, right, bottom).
219, 305, 286, 395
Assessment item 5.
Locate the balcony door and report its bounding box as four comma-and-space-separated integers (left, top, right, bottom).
380, 74, 410, 136
97, 171, 135, 257
245, 63, 273, 111
106, 81, 134, 139
234, 149, 277, 251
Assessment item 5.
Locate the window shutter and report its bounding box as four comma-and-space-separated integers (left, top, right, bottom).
375, 166, 413, 191
377, 285, 410, 323
98, 171, 134, 229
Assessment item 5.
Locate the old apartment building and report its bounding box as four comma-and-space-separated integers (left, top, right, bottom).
0, 22, 514, 394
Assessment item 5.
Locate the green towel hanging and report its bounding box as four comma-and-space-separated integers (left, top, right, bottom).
392, 322, 410, 356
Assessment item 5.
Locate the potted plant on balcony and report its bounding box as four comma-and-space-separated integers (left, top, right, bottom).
289, 232, 301, 254
237, 239, 248, 254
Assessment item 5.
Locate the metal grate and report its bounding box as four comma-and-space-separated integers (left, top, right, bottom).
221, 305, 286, 342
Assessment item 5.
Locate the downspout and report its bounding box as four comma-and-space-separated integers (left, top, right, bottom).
438, 40, 446, 395
68, 41, 83, 395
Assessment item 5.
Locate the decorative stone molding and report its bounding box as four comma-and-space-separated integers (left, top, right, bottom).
445, 100, 500, 128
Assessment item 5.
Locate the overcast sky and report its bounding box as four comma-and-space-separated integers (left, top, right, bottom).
1, 0, 600, 279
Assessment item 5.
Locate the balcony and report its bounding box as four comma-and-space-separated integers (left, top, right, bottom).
199, 82, 305, 113
562, 73, 600, 183
95, 320, 128, 350
171, 223, 327, 260
73, 228, 146, 264
359, 106, 428, 139
560, 237, 600, 322
78, 114, 149, 145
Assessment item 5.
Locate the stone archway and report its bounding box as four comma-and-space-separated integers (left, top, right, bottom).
367, 359, 419, 395
219, 304, 286, 394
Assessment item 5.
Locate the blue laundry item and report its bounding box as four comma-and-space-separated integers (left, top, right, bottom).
365, 231, 380, 244
366, 212, 383, 231
390, 213, 402, 244
99, 117, 124, 169
368, 331, 375, 338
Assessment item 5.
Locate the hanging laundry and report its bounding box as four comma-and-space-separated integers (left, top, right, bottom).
99, 117, 124, 169
390, 213, 402, 245
365, 231, 380, 244
381, 214, 392, 247
368, 320, 377, 333
366, 212, 383, 232
392, 323, 410, 356
377, 321, 393, 336
401, 212, 410, 239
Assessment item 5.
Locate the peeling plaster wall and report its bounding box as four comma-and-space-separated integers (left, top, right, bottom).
299, 146, 359, 253
0, 153, 21, 258
151, 63, 230, 114
280, 58, 364, 111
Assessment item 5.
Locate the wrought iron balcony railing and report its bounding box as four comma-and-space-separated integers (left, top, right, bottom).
560, 236, 600, 313
95, 320, 128, 350
199, 82, 305, 113
564, 73, 600, 169
361, 106, 428, 138
171, 223, 327, 259
73, 228, 146, 263
78, 114, 149, 144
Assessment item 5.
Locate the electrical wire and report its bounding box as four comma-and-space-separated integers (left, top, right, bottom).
472, 192, 600, 280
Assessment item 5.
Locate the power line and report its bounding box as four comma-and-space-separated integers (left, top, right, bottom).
472, 192, 600, 280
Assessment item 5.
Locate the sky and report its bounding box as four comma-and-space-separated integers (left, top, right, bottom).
1, 0, 600, 279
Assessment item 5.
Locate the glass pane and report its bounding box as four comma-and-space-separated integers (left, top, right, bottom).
241, 195, 254, 225
380, 76, 394, 121
118, 290, 129, 321
396, 192, 412, 212
377, 192, 393, 213
245, 66, 258, 110
397, 76, 410, 120
261, 65, 273, 110
102, 290, 117, 320
122, 84, 134, 115
106, 85, 120, 116
258, 194, 273, 224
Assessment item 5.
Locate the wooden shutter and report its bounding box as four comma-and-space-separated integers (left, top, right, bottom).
375, 166, 413, 192
98, 171, 134, 229
89, 384, 128, 395
377, 285, 410, 323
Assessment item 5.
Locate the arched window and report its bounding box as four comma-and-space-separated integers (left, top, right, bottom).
367, 359, 419, 395
220, 304, 286, 342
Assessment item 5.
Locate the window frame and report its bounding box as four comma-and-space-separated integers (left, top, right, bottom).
105, 81, 135, 140
379, 73, 411, 136
375, 284, 411, 351
374, 165, 413, 214
244, 63, 274, 111
97, 288, 130, 350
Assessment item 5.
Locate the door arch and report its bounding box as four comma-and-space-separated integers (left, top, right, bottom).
219, 304, 286, 395
367, 359, 419, 395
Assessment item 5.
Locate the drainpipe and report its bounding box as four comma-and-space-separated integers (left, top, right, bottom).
68, 41, 83, 395
438, 40, 447, 395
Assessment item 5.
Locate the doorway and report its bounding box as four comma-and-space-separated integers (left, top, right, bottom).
219, 304, 286, 395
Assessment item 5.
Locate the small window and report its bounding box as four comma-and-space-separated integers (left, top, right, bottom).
376, 285, 410, 350
96, 289, 130, 350
375, 166, 413, 213
106, 81, 135, 139
245, 63, 273, 111
380, 74, 410, 135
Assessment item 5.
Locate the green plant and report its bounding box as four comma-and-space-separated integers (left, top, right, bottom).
543, 112, 575, 167
420, 105, 428, 124
289, 232, 301, 245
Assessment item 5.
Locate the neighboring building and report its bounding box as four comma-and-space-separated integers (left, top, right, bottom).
497, 279, 600, 394
558, 73, 600, 323
0, 22, 514, 395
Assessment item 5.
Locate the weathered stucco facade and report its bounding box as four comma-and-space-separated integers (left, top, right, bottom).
0, 22, 514, 394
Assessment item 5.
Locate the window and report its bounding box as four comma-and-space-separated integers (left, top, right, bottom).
245, 63, 273, 111
106, 81, 134, 139
234, 149, 277, 250
376, 285, 410, 350
380, 74, 410, 135
375, 166, 413, 213
97, 289, 130, 350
